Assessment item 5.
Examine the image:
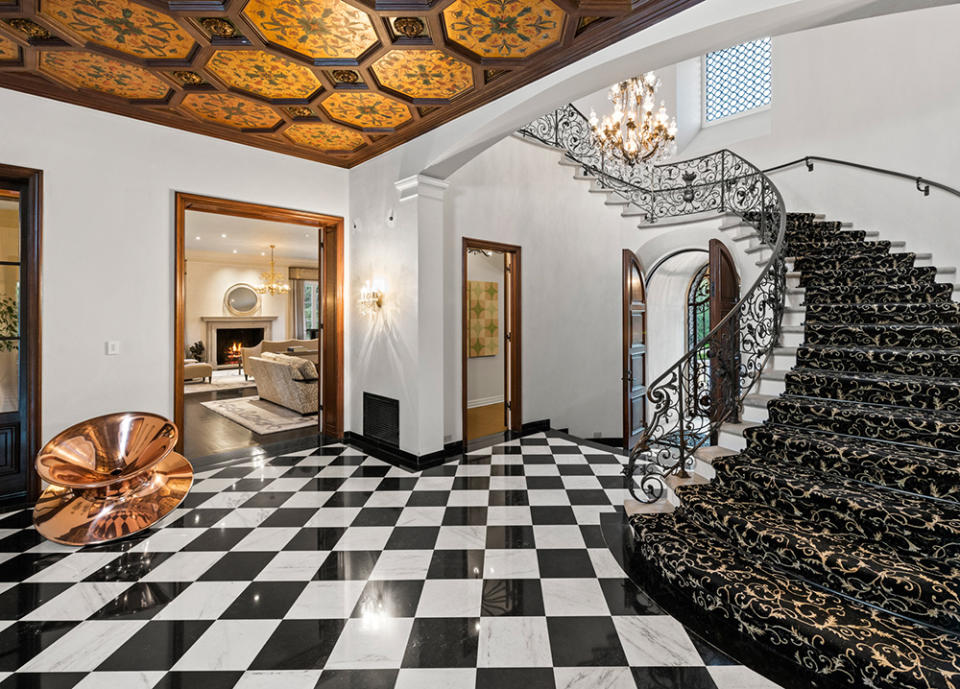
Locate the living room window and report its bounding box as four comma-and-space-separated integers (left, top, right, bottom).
703, 37, 772, 124
303, 280, 320, 338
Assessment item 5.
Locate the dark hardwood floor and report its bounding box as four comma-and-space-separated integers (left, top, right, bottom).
183, 387, 320, 460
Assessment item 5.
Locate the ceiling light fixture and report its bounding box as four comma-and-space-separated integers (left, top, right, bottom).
255, 245, 290, 296
589, 71, 677, 166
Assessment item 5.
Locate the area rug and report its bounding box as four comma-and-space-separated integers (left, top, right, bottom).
184, 370, 257, 395
200, 396, 318, 434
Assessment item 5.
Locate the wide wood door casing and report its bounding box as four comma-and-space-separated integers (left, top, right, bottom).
708, 239, 740, 425
622, 250, 646, 450
322, 223, 344, 438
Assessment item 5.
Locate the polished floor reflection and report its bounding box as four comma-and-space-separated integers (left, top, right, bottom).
0, 433, 782, 688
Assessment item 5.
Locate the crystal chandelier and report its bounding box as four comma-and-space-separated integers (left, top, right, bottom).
589, 72, 678, 165
255, 245, 290, 295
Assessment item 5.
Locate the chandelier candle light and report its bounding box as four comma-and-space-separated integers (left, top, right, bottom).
589, 72, 678, 165
256, 245, 290, 296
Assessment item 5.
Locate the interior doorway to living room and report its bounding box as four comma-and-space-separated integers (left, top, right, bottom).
462, 238, 521, 442
174, 194, 343, 461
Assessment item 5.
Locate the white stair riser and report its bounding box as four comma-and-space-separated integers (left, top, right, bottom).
758, 377, 787, 396
781, 330, 804, 348
773, 352, 798, 369
741, 404, 769, 424
785, 290, 805, 309
717, 429, 748, 451
782, 310, 805, 328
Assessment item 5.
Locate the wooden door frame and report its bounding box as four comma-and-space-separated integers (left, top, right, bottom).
462, 237, 521, 443
174, 193, 344, 453
708, 238, 741, 430
622, 249, 646, 451
0, 164, 42, 504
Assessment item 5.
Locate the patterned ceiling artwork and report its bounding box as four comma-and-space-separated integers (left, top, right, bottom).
241, 0, 378, 61
181, 92, 283, 129
38, 50, 170, 100
284, 122, 365, 151
40, 0, 194, 59
0, 0, 701, 165
443, 0, 565, 58
371, 49, 474, 100
321, 91, 411, 130
207, 50, 322, 101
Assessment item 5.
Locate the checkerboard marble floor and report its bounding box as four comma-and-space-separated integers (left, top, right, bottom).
0, 432, 783, 689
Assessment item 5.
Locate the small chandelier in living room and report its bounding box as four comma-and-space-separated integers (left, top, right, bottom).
589, 72, 678, 165
256, 245, 290, 295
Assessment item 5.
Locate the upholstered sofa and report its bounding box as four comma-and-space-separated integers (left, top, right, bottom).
241, 339, 318, 380
183, 359, 213, 383
246, 353, 319, 414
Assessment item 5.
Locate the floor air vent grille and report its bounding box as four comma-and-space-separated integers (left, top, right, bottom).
363, 393, 400, 448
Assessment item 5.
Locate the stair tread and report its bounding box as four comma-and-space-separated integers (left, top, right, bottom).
743, 393, 778, 406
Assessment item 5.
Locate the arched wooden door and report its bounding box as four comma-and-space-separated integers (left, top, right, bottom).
622, 250, 647, 450
708, 239, 740, 428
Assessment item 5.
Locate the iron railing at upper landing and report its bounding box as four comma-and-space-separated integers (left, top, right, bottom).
517, 104, 787, 502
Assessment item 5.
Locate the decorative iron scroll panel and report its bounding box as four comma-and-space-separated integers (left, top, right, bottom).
517, 104, 786, 502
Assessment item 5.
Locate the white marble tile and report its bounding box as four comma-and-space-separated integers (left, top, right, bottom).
483, 549, 539, 579
490, 454, 523, 466
613, 615, 702, 667
572, 505, 616, 525
560, 476, 603, 490
486, 506, 532, 526
369, 550, 433, 580
533, 526, 585, 549
554, 454, 588, 465
22, 582, 131, 621
604, 489, 631, 505
20, 620, 147, 671
325, 617, 414, 669
541, 578, 609, 617
264, 477, 314, 493
235, 670, 323, 689
140, 551, 225, 582
588, 548, 626, 578
295, 456, 334, 467
304, 507, 361, 528
445, 490, 489, 507
242, 466, 290, 479
416, 579, 482, 618
592, 464, 627, 476
318, 466, 358, 478
153, 582, 249, 620
73, 671, 166, 689
455, 464, 492, 477
489, 476, 527, 491
25, 540, 80, 554
521, 465, 561, 477
232, 527, 300, 552
285, 580, 367, 619
526, 490, 571, 506
193, 491, 258, 509
213, 508, 276, 529
546, 437, 576, 446
385, 466, 417, 478
338, 477, 385, 492
125, 528, 207, 553
708, 665, 785, 689
554, 667, 636, 689
413, 477, 455, 492
332, 526, 393, 551
364, 491, 412, 508
191, 478, 239, 492
255, 551, 329, 581
173, 619, 281, 670
396, 506, 445, 528
477, 617, 552, 668
435, 525, 487, 550
395, 668, 476, 689
282, 492, 335, 509
25, 552, 119, 583
516, 445, 552, 454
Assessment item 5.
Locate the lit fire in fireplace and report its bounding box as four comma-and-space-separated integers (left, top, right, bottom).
225, 342, 242, 364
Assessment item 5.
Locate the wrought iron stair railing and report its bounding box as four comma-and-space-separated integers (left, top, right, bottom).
517, 104, 787, 502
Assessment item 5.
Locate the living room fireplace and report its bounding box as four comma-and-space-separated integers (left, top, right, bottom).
216, 328, 263, 365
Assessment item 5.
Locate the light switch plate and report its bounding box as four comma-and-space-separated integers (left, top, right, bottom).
105, 341, 120, 356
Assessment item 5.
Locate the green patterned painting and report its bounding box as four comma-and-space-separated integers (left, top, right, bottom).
468, 280, 499, 358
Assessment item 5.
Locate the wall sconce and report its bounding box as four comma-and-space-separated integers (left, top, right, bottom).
359, 279, 385, 315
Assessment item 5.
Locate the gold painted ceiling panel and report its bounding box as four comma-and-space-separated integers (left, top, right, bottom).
443, 0, 564, 58
285, 122, 365, 151
40, 0, 195, 59
322, 91, 411, 129
0, 33, 18, 60
181, 92, 283, 129
372, 50, 474, 101
39, 50, 170, 99
207, 50, 322, 100
242, 0, 378, 61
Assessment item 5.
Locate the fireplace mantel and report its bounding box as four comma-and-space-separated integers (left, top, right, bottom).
202, 316, 278, 368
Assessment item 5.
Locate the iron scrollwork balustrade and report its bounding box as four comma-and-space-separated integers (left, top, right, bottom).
517, 104, 787, 503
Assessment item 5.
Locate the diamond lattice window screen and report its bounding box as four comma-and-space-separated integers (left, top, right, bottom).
704, 37, 772, 123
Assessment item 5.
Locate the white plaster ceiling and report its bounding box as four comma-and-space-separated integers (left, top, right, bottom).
185, 210, 318, 261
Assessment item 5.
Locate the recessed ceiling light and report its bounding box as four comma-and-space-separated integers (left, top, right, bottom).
261, 252, 265, 256
232, 249, 238, 254
195, 236, 201, 240
221, 233, 227, 238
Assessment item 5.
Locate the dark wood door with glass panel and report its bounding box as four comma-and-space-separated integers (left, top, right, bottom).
0, 170, 41, 505
708, 238, 740, 427
622, 250, 646, 450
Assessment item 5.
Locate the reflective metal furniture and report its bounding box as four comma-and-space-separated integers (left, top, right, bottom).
33, 412, 193, 546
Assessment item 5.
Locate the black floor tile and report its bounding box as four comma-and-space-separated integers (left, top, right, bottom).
630, 666, 719, 688
376, 478, 419, 492
97, 620, 212, 670
249, 619, 346, 670
353, 508, 403, 527
92, 582, 191, 620
303, 478, 347, 492
689, 633, 739, 666
406, 492, 449, 507
221, 581, 308, 619
546, 616, 627, 667
566, 490, 611, 506
0, 555, 68, 583
314, 551, 380, 581
351, 580, 424, 618
557, 465, 593, 476
314, 669, 398, 689
180, 528, 252, 552
487, 490, 529, 506
240, 492, 295, 509
490, 465, 524, 476
0, 530, 45, 552
351, 465, 391, 478
0, 584, 72, 620
84, 552, 173, 582
259, 508, 320, 528
598, 578, 663, 616
537, 549, 595, 578
485, 525, 535, 549
401, 617, 480, 668
451, 477, 490, 491
197, 552, 272, 581
0, 621, 78, 672
152, 671, 244, 689
579, 525, 606, 548
476, 668, 555, 689
283, 528, 346, 551
385, 527, 439, 550
525, 477, 564, 490
0, 673, 86, 688
530, 506, 577, 525
324, 492, 372, 508
442, 506, 487, 526
427, 550, 484, 579
481, 579, 545, 617
166, 509, 232, 529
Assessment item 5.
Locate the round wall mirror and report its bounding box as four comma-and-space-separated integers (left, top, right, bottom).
224, 283, 261, 316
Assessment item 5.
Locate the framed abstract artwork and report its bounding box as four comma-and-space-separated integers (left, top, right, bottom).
468, 280, 499, 357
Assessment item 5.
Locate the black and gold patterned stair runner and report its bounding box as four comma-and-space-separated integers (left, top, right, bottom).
628, 212, 960, 689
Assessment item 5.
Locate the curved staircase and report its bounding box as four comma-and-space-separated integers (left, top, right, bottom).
629, 212, 960, 689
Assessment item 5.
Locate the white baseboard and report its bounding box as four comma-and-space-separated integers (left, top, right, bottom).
467, 395, 504, 409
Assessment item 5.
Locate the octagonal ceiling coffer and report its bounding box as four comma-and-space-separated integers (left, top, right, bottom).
322, 91, 412, 130
371, 49, 473, 101
207, 50, 323, 101
442, 0, 564, 59
39, 50, 171, 100
284, 122, 366, 152
181, 92, 283, 130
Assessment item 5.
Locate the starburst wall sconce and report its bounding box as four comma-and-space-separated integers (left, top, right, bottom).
359, 279, 385, 316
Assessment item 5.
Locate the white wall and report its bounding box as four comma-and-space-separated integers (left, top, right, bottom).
465, 251, 505, 406
0, 88, 348, 442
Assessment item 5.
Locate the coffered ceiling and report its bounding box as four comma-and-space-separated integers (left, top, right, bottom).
0, 0, 701, 167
